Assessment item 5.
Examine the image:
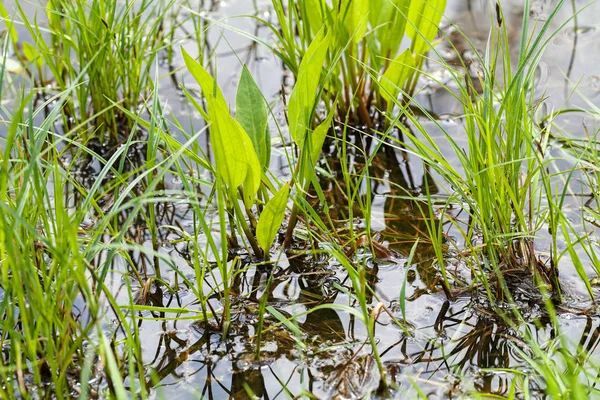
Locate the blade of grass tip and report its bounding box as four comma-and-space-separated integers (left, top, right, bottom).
265, 305, 307, 350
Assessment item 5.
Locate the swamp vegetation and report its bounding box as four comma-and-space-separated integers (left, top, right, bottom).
1, 0, 600, 398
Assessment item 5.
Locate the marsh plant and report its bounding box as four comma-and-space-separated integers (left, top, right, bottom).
385, 0, 598, 304
1, 0, 600, 398
268, 0, 446, 128
7, 0, 176, 141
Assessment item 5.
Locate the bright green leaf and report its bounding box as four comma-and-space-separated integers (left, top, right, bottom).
302, 0, 328, 36
370, 0, 410, 59
380, 49, 415, 105
206, 95, 250, 189
407, 0, 446, 58
257, 183, 290, 254
0, 2, 18, 44
236, 66, 270, 171
181, 48, 227, 108
182, 48, 261, 203
339, 0, 369, 44
23, 42, 43, 68
298, 106, 334, 186
287, 29, 330, 145
310, 109, 334, 164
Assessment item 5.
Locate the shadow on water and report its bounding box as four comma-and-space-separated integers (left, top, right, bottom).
121, 269, 600, 399
92, 129, 598, 399
3, 0, 600, 398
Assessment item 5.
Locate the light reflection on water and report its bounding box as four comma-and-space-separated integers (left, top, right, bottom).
1, 0, 600, 398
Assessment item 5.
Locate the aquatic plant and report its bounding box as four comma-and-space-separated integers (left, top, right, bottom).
10, 0, 177, 141
269, 0, 446, 128
382, 0, 597, 304
1, 0, 600, 398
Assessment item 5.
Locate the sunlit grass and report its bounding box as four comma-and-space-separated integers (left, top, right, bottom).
1, 0, 600, 398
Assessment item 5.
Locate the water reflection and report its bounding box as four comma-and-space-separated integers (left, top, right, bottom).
105, 131, 600, 398
5, 0, 600, 397
128, 275, 600, 399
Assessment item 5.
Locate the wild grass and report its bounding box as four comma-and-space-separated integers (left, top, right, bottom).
1, 0, 600, 398
375, 0, 599, 304
10, 0, 178, 141
0, 84, 132, 396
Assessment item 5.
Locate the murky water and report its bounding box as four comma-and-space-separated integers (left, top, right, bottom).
2, 0, 600, 398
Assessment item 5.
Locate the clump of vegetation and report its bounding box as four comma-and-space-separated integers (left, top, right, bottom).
1, 0, 600, 398
268, 0, 446, 128
391, 0, 598, 305
8, 0, 175, 141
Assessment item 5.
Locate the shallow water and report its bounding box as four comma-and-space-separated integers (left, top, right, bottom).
2, 0, 600, 398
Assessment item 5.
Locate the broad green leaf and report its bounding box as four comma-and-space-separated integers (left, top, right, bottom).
302, 0, 328, 36
298, 106, 334, 184
211, 100, 261, 207
369, 0, 390, 29
23, 42, 43, 68
370, 0, 410, 59
380, 49, 415, 105
407, 0, 446, 58
236, 66, 270, 171
240, 118, 262, 208
256, 183, 290, 253
206, 95, 250, 189
287, 29, 330, 145
0, 2, 18, 44
181, 48, 227, 108
338, 0, 369, 44
309, 108, 334, 165
182, 48, 261, 203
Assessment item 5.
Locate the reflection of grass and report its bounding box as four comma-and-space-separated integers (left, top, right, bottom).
1, 0, 600, 398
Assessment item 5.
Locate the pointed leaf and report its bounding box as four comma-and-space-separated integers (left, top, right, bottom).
339, 0, 369, 44
287, 29, 330, 145
23, 42, 43, 68
302, 0, 329, 35
236, 66, 270, 171
299, 106, 335, 183
310, 108, 334, 165
207, 95, 249, 189
239, 119, 262, 207
257, 183, 290, 253
370, 0, 410, 59
0, 2, 18, 44
182, 48, 261, 202
295, 106, 334, 167
182, 48, 227, 109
